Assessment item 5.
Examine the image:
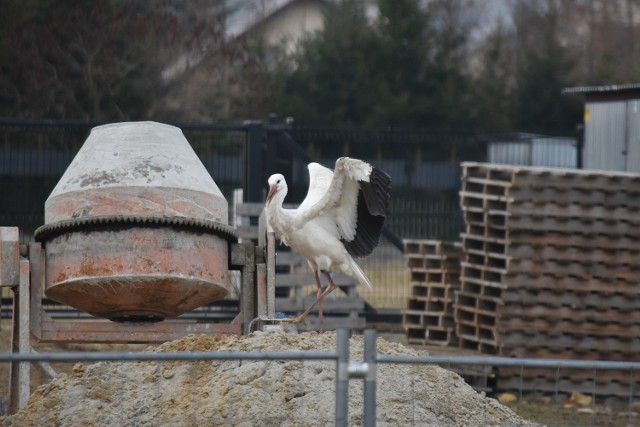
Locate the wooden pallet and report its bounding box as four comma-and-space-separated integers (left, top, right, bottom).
456, 162, 640, 361
403, 239, 462, 346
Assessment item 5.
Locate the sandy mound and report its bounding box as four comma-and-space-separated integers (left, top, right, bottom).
1, 331, 537, 426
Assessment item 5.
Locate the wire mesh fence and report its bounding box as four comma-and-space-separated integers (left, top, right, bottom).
1, 329, 639, 426
0, 119, 488, 311
0, 120, 250, 243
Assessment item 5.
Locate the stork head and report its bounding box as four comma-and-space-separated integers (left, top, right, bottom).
266, 173, 287, 206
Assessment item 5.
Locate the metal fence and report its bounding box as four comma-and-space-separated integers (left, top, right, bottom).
0, 119, 255, 243
0, 119, 490, 310
0, 120, 482, 239
2, 329, 640, 426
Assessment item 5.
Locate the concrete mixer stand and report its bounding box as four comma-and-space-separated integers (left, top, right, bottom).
1, 225, 278, 414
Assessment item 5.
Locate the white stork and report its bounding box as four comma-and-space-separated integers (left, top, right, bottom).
264, 157, 391, 328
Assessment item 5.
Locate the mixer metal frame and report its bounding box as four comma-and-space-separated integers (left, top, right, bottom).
2, 226, 277, 414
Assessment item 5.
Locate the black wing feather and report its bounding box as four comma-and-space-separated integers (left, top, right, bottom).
342, 167, 391, 258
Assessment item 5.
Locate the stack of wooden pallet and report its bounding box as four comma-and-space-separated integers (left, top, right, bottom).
403, 239, 462, 346
456, 162, 640, 397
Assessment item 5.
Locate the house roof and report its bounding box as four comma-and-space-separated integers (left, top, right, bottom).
562, 83, 640, 94
225, 0, 296, 40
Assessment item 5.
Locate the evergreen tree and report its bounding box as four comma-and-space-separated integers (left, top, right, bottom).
512, 1, 582, 133
269, 0, 478, 130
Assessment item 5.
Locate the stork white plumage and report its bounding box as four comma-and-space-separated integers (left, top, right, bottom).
264, 157, 391, 329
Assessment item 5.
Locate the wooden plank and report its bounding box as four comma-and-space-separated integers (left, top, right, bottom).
501, 345, 640, 360
509, 201, 640, 223
464, 250, 508, 270
459, 276, 507, 294
461, 233, 506, 255
407, 295, 453, 308
465, 223, 508, 241
459, 281, 505, 301
456, 290, 503, 308
462, 161, 640, 193
422, 313, 455, 328
294, 315, 365, 332
458, 337, 499, 355
507, 215, 638, 237
507, 258, 640, 282
274, 273, 357, 287
424, 327, 458, 346
513, 172, 640, 194
509, 185, 640, 209
498, 332, 640, 355
501, 288, 640, 312
460, 261, 507, 276
499, 304, 640, 325
460, 262, 507, 286
455, 306, 499, 329
507, 243, 640, 266
462, 211, 508, 231
504, 272, 640, 295
402, 310, 424, 327
459, 192, 509, 213
455, 322, 499, 347
497, 318, 640, 338
39, 320, 242, 344
508, 231, 640, 251
463, 175, 511, 189
409, 268, 461, 284
408, 283, 458, 301
275, 295, 364, 313
424, 283, 458, 299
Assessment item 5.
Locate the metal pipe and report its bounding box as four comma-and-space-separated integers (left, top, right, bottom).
363, 329, 377, 427
335, 328, 349, 427
266, 231, 276, 318
376, 354, 640, 371
17, 260, 30, 409
0, 350, 339, 363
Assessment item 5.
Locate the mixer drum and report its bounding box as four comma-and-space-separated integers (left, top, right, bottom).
35, 122, 235, 321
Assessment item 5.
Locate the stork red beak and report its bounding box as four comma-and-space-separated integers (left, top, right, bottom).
266, 184, 277, 206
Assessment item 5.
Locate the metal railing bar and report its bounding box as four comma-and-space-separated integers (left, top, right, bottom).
0, 117, 256, 133
376, 355, 640, 371
0, 350, 339, 363
2, 352, 639, 371
363, 329, 377, 427
335, 328, 350, 427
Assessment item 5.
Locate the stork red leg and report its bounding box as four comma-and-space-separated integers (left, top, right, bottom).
289, 270, 336, 331
315, 269, 324, 332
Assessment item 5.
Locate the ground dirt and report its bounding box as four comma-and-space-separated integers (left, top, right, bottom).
0, 330, 539, 426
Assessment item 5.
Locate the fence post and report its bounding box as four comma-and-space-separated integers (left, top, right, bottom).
363, 329, 377, 427
336, 328, 350, 426
576, 123, 584, 169
245, 121, 264, 203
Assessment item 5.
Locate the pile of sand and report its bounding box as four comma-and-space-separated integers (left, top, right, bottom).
1, 331, 537, 426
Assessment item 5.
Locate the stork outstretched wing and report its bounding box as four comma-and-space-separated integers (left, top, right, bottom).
295, 157, 391, 257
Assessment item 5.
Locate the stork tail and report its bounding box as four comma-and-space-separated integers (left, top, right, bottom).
349, 258, 373, 291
